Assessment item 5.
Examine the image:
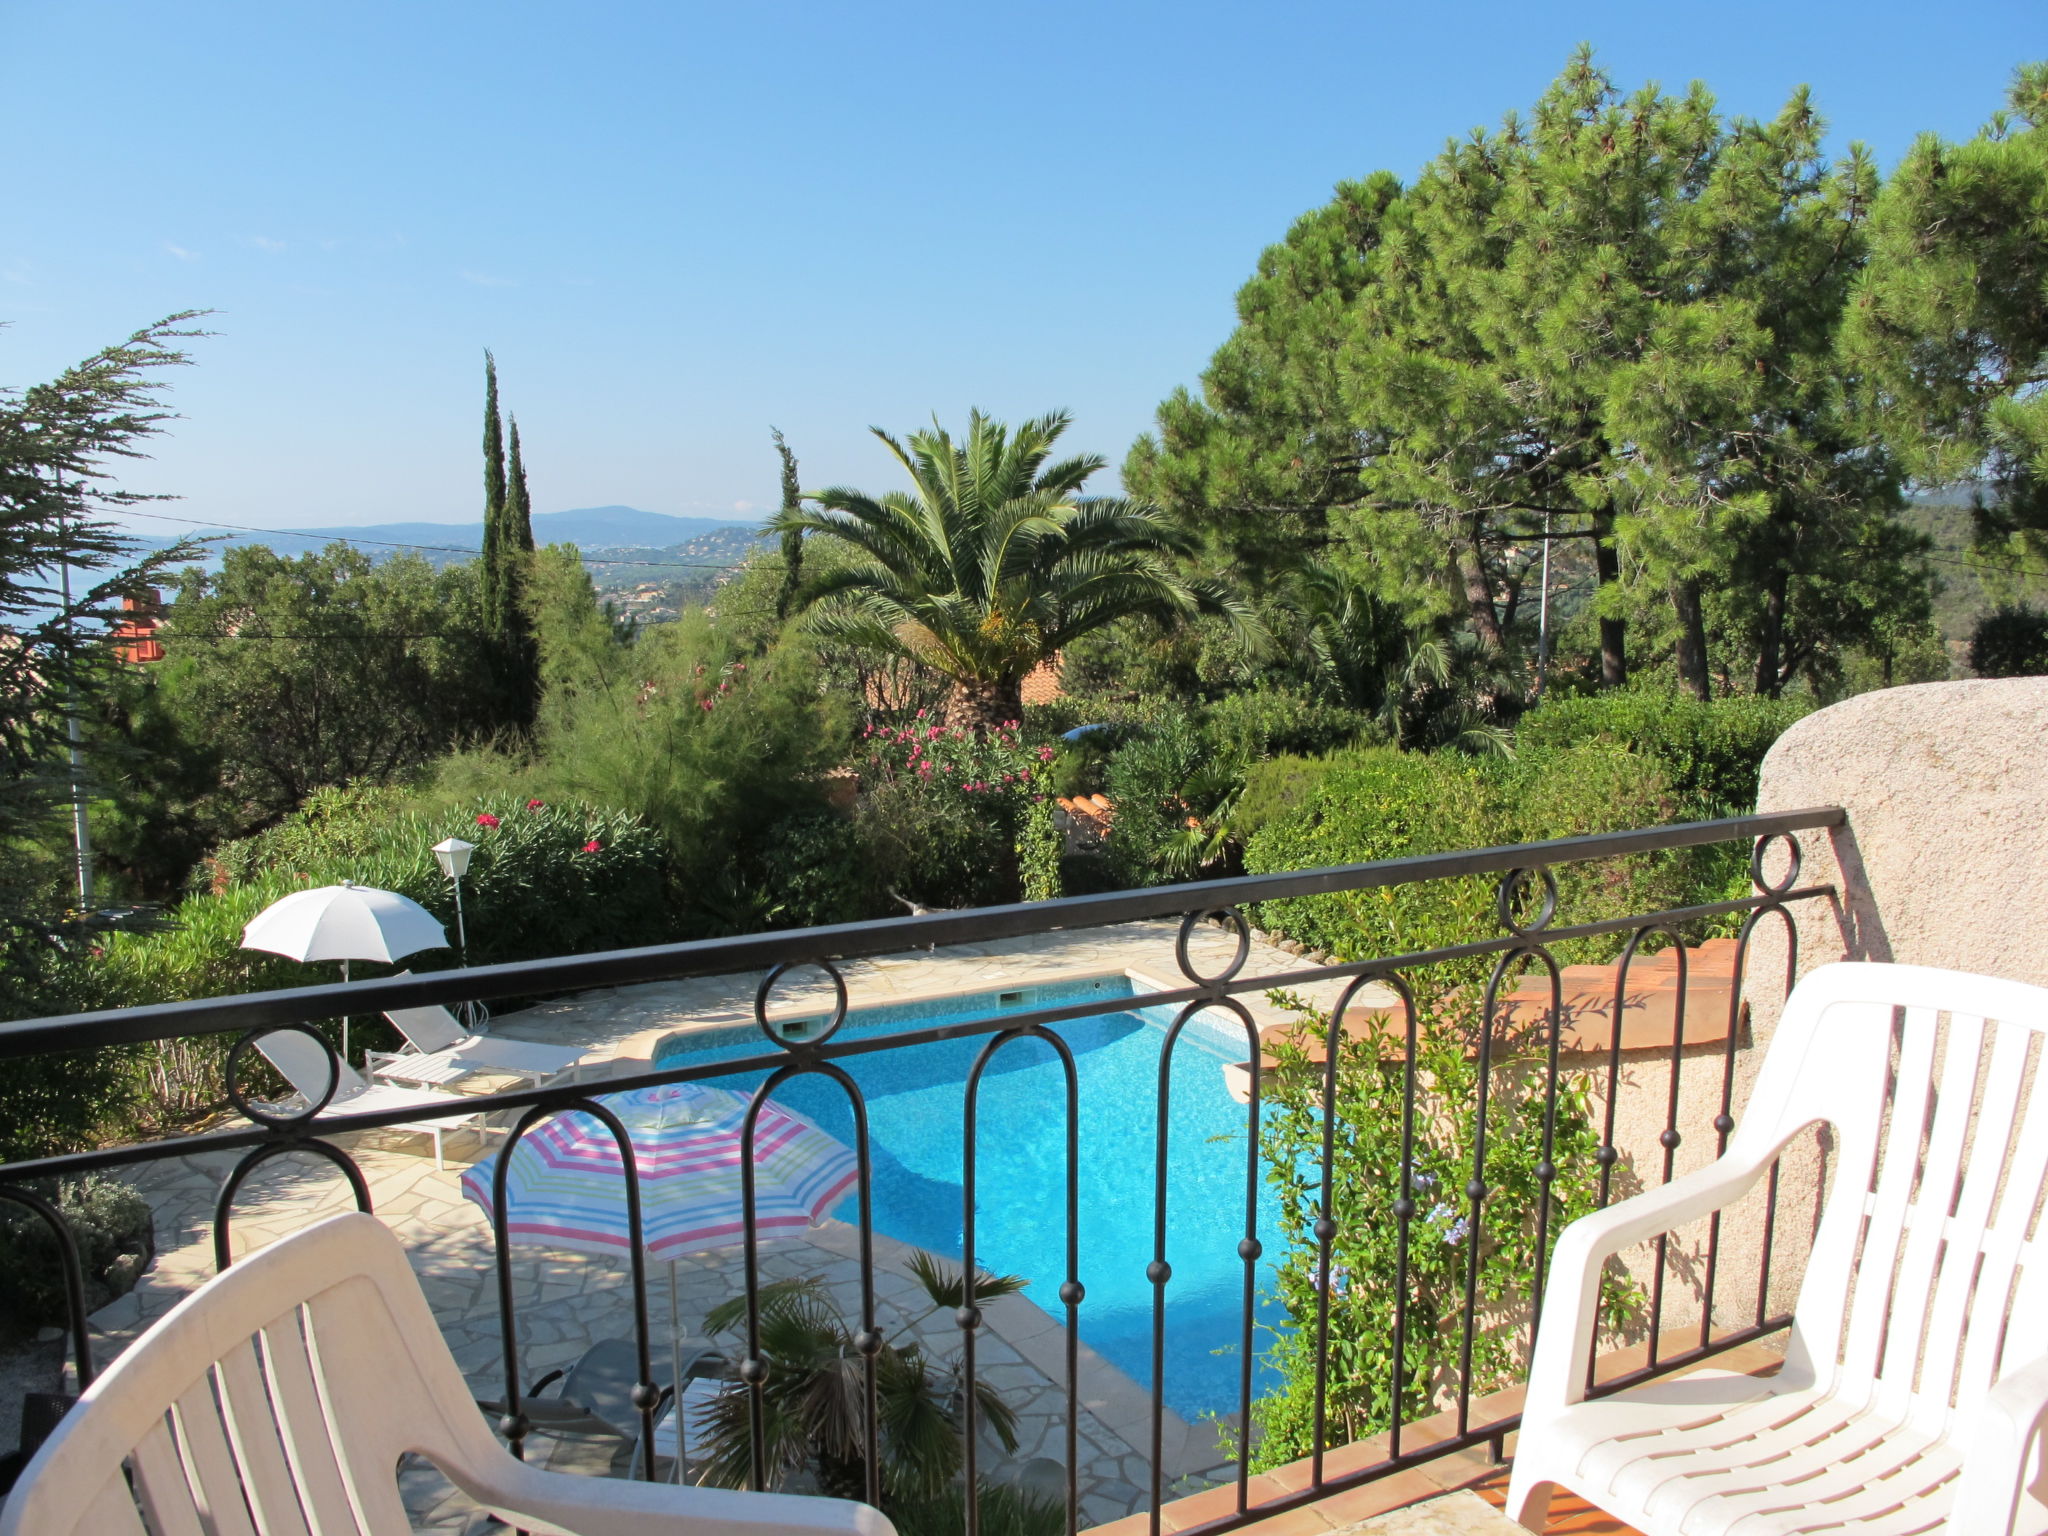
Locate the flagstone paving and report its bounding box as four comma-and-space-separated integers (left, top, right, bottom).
78, 919, 1377, 1532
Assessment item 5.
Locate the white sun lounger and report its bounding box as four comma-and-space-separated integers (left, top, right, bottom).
253, 1029, 507, 1170
364, 972, 589, 1091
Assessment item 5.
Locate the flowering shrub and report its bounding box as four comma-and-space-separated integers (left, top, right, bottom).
849, 719, 1053, 909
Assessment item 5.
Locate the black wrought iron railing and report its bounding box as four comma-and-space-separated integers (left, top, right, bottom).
0, 807, 1840, 1534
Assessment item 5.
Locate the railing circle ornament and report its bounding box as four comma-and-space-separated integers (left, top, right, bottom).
753, 959, 851, 1048
1749, 832, 1803, 897
225, 1025, 336, 1129
1175, 907, 1250, 987
1495, 866, 1560, 936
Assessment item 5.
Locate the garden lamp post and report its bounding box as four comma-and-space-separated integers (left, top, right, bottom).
432, 838, 475, 964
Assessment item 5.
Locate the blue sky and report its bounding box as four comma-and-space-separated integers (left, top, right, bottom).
1, 1, 2037, 534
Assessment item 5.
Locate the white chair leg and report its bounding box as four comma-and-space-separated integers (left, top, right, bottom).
432, 1127, 445, 1171
1504, 1465, 1553, 1532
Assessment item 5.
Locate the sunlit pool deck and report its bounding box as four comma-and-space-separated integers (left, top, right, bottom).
90, 919, 1375, 1529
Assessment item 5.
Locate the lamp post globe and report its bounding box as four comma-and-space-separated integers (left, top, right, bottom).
431, 838, 476, 964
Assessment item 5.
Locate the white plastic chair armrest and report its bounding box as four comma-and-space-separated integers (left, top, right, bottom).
1953, 1350, 2048, 1534
1522, 1140, 1783, 1415
474, 1460, 894, 1536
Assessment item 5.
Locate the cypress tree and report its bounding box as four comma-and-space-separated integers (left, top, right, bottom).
499, 415, 541, 732
772, 426, 803, 621
481, 350, 508, 631
506, 416, 535, 554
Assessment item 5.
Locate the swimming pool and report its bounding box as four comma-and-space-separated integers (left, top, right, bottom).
651, 974, 1290, 1419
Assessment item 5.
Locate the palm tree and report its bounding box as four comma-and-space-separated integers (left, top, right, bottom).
694, 1251, 1027, 1508
1292, 562, 1517, 755
772, 410, 1260, 729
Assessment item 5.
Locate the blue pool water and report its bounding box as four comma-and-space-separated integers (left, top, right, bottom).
652, 976, 1290, 1419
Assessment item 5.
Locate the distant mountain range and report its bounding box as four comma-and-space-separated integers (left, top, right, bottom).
155, 505, 760, 555
134, 505, 773, 577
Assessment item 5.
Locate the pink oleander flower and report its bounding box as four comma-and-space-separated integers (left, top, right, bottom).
526, 798, 545, 810
928, 725, 944, 740
582, 839, 603, 853
475, 813, 501, 829
1037, 746, 1056, 762
699, 698, 716, 711
916, 708, 927, 719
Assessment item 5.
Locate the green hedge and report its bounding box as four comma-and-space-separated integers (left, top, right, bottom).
1513, 689, 1811, 815
106, 785, 672, 1008
1241, 743, 1702, 978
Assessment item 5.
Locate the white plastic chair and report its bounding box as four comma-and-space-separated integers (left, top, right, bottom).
253, 1030, 505, 1170
363, 972, 588, 1092
1509, 961, 2048, 1535
0, 1211, 890, 1536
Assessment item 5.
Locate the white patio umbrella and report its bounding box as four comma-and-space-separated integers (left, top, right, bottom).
242, 881, 449, 1059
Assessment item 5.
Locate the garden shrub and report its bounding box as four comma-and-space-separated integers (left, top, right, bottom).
1203, 687, 1371, 761
743, 809, 879, 930
1514, 689, 1811, 816
199, 784, 672, 969
0, 931, 140, 1160
1241, 743, 1698, 980
1969, 603, 2048, 678
849, 720, 1054, 910
100, 787, 673, 1117
1234, 755, 1343, 842
1099, 712, 1222, 890
0, 1176, 154, 1343
1252, 989, 1632, 1468
1016, 794, 1063, 903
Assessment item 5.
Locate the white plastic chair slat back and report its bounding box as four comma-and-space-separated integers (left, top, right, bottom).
129, 1414, 210, 1536
256, 1031, 369, 1107
1908, 1016, 2036, 1432
382, 972, 469, 1054
1740, 994, 1896, 1391
257, 1309, 364, 1536
1960, 1092, 2048, 1410
1996, 1206, 2048, 1379
2, 1211, 893, 1536
1867, 1011, 1993, 1422
173, 1374, 261, 1536
299, 1275, 429, 1532
215, 1335, 318, 1536
81, 1474, 152, 1536
1832, 1005, 1940, 1398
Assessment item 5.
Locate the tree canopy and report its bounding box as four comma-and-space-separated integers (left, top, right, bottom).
775, 409, 1260, 727
1128, 49, 1941, 700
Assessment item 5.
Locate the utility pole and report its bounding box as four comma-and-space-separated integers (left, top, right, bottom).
1534, 512, 1553, 702
54, 464, 93, 909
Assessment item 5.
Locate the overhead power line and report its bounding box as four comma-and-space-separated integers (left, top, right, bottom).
114, 508, 756, 572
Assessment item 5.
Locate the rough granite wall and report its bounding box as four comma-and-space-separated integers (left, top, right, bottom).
1750, 675, 2048, 1009
1691, 677, 2048, 1332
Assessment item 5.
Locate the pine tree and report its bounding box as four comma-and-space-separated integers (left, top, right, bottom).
772, 426, 803, 621
1130, 50, 1933, 699
1846, 62, 2048, 561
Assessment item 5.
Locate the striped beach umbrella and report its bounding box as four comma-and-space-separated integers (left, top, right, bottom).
459, 1082, 858, 1260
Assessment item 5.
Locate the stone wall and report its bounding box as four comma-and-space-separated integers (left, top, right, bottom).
1672, 677, 2048, 1334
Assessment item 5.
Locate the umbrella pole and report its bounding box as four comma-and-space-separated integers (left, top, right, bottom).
340, 959, 349, 1064
670, 1257, 684, 1483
